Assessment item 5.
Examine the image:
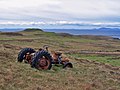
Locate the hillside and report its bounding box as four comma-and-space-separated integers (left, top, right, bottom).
0, 29, 120, 90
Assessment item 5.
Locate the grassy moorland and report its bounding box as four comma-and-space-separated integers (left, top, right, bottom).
0, 28, 120, 90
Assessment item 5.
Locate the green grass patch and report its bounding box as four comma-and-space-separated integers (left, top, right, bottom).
67, 54, 120, 66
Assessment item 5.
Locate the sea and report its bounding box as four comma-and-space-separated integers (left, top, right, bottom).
44, 29, 120, 39
0, 28, 120, 39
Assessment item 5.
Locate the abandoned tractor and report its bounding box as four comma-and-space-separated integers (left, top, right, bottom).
17, 46, 73, 70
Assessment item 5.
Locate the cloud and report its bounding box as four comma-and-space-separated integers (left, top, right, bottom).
59, 0, 120, 19
0, 21, 120, 27
0, 0, 120, 22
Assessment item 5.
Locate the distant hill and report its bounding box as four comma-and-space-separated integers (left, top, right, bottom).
0, 28, 24, 32
97, 27, 120, 30
23, 28, 43, 32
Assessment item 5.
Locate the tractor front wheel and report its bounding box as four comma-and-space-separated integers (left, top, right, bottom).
63, 62, 73, 68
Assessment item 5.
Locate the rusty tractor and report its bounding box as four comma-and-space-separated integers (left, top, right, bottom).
17, 46, 73, 70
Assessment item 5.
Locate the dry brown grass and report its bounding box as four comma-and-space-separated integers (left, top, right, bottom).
0, 30, 120, 90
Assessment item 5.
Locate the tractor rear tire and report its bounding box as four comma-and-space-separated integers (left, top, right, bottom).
31, 50, 52, 70
18, 48, 35, 62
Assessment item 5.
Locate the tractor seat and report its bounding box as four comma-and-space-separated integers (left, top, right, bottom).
54, 52, 62, 56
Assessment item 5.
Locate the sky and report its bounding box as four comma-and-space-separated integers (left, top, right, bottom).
0, 0, 120, 28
